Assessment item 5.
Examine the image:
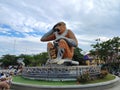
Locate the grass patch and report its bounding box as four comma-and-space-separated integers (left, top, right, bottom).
12, 76, 76, 86
12, 74, 115, 86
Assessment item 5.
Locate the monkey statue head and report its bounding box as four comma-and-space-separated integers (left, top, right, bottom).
53, 22, 66, 34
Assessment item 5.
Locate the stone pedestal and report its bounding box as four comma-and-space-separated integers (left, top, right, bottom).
22, 65, 101, 81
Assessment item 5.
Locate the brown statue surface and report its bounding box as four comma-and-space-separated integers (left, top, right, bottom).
41, 22, 78, 61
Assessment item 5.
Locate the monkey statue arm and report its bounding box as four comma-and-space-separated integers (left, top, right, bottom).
41, 29, 56, 41
55, 30, 78, 47
64, 37, 78, 47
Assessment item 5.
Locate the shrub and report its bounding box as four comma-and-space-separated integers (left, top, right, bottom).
98, 70, 108, 79
77, 71, 90, 83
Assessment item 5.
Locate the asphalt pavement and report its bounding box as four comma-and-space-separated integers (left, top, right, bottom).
105, 78, 120, 90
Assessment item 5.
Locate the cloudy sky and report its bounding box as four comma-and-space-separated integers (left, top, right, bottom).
0, 0, 120, 56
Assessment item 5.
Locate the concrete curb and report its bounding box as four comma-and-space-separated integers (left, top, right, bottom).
11, 76, 120, 90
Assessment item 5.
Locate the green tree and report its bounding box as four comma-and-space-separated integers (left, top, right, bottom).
18, 54, 34, 66
33, 52, 48, 66
90, 37, 120, 63
38, 52, 48, 65
17, 52, 48, 67
72, 47, 84, 65
1, 54, 17, 68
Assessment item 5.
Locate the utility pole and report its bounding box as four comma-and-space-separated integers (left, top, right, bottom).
13, 39, 16, 55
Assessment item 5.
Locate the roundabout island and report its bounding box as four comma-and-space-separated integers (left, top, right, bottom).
11, 74, 119, 90
11, 22, 120, 90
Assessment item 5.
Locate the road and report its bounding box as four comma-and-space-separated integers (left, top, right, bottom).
105, 78, 120, 90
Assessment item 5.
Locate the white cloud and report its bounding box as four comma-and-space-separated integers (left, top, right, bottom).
0, 0, 120, 56
0, 35, 46, 56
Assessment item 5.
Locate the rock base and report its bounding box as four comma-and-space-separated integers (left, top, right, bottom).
46, 59, 79, 66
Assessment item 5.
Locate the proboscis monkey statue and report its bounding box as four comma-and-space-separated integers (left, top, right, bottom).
41, 22, 78, 60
